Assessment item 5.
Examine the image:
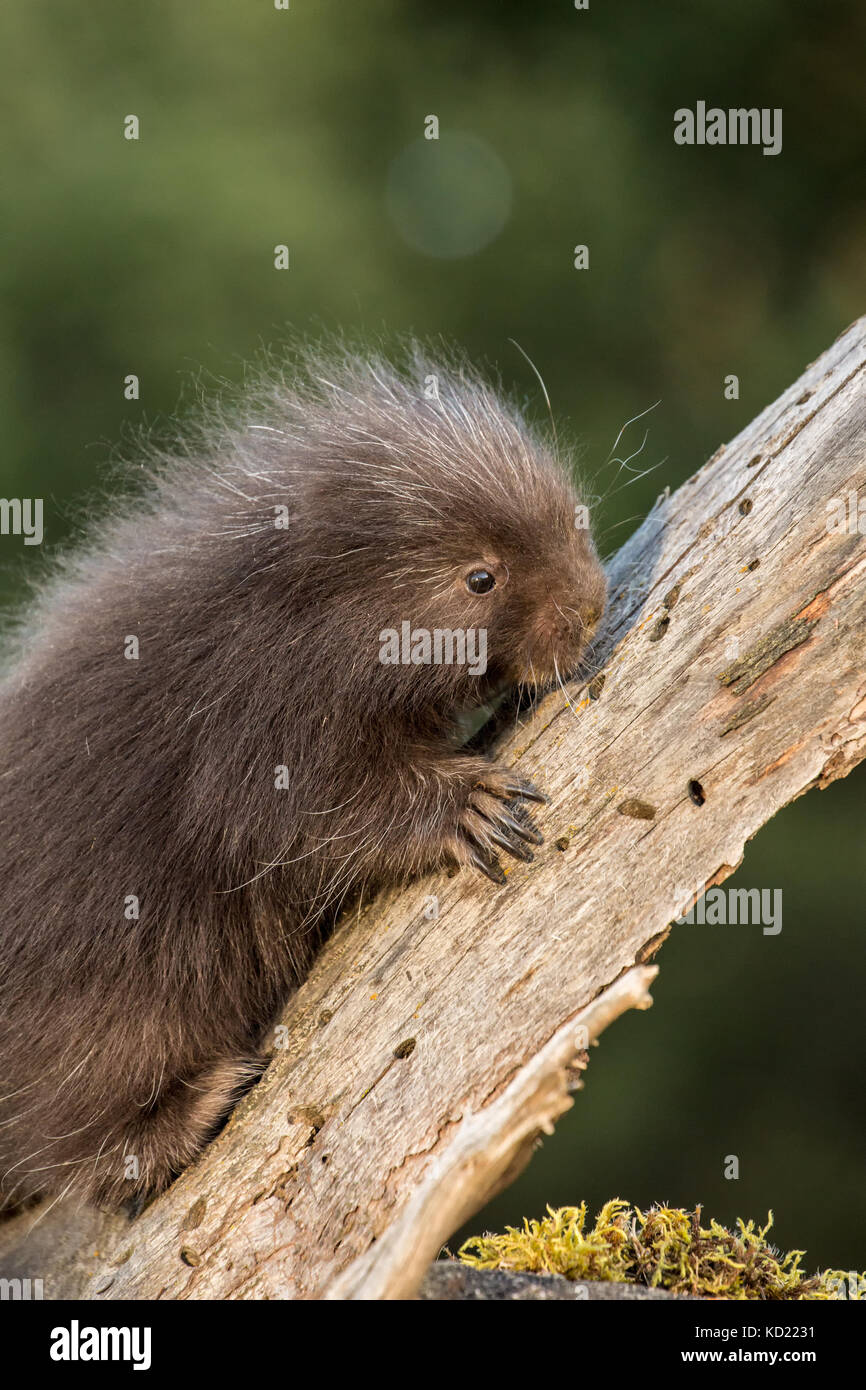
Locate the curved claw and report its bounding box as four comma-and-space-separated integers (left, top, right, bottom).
467, 846, 507, 884
496, 777, 549, 805
497, 808, 544, 846
485, 825, 535, 863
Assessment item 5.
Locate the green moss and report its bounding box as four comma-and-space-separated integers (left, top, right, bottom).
458, 1201, 863, 1300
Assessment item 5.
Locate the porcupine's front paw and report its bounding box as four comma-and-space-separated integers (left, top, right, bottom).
450, 761, 548, 884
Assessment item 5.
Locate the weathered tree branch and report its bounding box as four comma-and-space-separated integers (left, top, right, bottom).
2, 318, 865, 1300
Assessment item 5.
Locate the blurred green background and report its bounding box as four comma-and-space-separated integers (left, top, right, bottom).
1, 1, 863, 1272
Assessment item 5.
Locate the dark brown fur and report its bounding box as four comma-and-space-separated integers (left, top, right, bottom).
0, 343, 605, 1211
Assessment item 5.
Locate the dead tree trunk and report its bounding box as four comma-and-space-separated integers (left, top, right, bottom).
2, 318, 865, 1300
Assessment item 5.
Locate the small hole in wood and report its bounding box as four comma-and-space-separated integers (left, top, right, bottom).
739, 498, 753, 516
688, 779, 706, 806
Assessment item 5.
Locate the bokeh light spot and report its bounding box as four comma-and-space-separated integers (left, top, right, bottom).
386, 132, 512, 259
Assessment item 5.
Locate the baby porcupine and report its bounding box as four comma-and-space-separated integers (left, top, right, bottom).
0, 342, 606, 1212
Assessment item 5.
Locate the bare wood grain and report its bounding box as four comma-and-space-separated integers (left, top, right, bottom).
1, 318, 864, 1300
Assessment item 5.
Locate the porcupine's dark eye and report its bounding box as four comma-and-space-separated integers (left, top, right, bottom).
466, 568, 496, 595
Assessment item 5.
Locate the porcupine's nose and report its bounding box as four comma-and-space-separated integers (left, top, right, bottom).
552, 597, 602, 672
579, 601, 603, 641
544, 604, 580, 675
